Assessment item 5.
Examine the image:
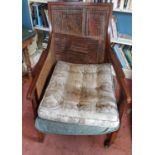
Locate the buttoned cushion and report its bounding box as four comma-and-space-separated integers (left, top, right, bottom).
38, 61, 119, 130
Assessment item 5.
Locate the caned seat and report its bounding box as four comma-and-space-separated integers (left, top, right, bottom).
36, 61, 119, 134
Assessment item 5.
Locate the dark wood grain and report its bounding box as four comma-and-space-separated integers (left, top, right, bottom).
48, 2, 112, 64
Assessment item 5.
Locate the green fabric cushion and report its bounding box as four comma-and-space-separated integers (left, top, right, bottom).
35, 117, 119, 135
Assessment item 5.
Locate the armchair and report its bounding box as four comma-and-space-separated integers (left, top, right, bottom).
27, 2, 131, 147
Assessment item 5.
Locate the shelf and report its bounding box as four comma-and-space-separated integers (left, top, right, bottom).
111, 37, 132, 46
34, 26, 50, 32
113, 8, 132, 14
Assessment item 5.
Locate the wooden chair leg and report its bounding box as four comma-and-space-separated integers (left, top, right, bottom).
36, 130, 45, 142
127, 103, 132, 138
104, 131, 118, 148
104, 93, 127, 148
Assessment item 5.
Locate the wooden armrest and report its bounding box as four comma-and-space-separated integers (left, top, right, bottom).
27, 34, 56, 101
109, 48, 132, 104
27, 49, 49, 100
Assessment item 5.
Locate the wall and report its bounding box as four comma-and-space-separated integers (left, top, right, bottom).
22, 0, 32, 29
113, 12, 132, 36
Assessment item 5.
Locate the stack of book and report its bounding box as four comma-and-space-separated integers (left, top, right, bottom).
110, 15, 132, 41
112, 0, 132, 10
112, 43, 132, 78
31, 3, 49, 28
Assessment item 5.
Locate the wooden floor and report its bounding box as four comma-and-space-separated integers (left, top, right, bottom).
22, 78, 132, 155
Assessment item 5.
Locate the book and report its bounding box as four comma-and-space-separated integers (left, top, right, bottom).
129, 46, 132, 56
36, 4, 42, 26
106, 0, 111, 2
32, 3, 43, 27
31, 3, 39, 26
126, 0, 131, 10
84, 0, 93, 2
40, 4, 48, 27
44, 9, 50, 28
119, 45, 131, 69
111, 16, 118, 38
124, 0, 128, 9
119, 0, 125, 10
123, 46, 132, 67
31, 5, 37, 26
112, 44, 128, 68
31, 3, 50, 28
110, 18, 114, 38
112, 0, 119, 9
94, 0, 98, 3
129, 0, 132, 10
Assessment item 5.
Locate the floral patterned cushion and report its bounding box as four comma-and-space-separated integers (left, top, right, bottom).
38, 61, 119, 128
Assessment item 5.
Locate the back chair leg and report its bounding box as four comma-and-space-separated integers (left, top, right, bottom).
104, 131, 118, 148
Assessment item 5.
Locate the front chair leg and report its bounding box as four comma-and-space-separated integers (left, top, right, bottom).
104, 131, 118, 148
36, 130, 45, 142
104, 95, 127, 148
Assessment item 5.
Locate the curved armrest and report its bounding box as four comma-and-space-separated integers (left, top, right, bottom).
27, 49, 49, 100
109, 48, 132, 104
27, 34, 55, 101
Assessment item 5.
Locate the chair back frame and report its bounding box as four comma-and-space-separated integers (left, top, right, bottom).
48, 2, 112, 64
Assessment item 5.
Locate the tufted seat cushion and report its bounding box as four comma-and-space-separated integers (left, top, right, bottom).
38, 61, 119, 129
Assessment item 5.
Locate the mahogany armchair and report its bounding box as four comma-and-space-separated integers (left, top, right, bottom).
27, 2, 131, 147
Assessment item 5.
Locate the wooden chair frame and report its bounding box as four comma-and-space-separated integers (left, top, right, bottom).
27, 2, 131, 147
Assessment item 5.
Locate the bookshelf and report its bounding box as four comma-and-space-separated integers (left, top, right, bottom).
28, 0, 50, 32
111, 0, 132, 79
23, 0, 132, 79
